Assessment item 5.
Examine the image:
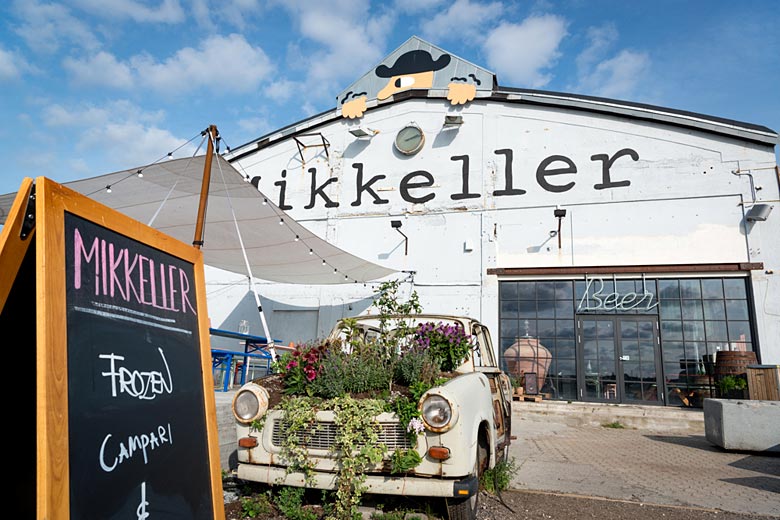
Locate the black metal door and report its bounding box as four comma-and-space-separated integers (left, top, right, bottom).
577, 316, 662, 404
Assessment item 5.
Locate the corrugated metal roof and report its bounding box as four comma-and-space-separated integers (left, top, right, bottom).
228, 85, 777, 161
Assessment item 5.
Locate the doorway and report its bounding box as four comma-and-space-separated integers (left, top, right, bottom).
576, 315, 663, 404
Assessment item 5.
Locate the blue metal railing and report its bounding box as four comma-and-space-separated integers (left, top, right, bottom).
210, 328, 282, 392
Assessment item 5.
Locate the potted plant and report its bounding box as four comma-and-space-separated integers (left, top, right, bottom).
717, 374, 748, 399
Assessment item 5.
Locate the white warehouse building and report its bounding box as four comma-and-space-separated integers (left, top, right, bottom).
206, 37, 779, 408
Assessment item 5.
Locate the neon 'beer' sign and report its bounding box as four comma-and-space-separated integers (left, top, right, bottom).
577, 275, 659, 312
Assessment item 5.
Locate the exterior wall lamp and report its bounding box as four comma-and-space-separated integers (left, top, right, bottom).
443, 115, 463, 127
348, 127, 378, 138
554, 207, 567, 249
391, 219, 408, 255
746, 203, 773, 222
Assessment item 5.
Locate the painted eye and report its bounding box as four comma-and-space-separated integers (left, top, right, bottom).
394, 76, 415, 88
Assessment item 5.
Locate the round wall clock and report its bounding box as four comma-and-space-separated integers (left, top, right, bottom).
394, 123, 425, 155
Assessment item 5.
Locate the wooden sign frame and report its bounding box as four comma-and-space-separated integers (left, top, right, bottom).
1, 177, 224, 519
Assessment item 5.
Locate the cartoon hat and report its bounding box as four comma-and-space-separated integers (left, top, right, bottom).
375, 50, 451, 78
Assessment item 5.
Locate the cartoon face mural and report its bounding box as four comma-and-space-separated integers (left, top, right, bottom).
338, 37, 494, 120
375, 49, 451, 100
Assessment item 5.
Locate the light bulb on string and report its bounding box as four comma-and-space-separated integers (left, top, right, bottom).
263, 199, 267, 205
279, 218, 284, 225
322, 259, 326, 265
333, 268, 338, 274
309, 249, 313, 255
294, 235, 300, 242
105, 185, 112, 193
136, 169, 143, 178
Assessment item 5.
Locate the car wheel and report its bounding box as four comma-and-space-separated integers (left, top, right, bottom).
445, 437, 488, 520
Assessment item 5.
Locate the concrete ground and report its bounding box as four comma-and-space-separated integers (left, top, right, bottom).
510, 400, 780, 517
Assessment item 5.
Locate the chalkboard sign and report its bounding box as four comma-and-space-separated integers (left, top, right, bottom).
7, 177, 225, 520
66, 213, 215, 519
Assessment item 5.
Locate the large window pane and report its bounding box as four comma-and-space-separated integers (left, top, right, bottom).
679, 279, 702, 299
556, 320, 575, 338
554, 281, 574, 300
536, 282, 557, 300
661, 321, 683, 341
537, 300, 555, 318
725, 300, 749, 321
500, 282, 518, 300
703, 300, 726, 320
723, 278, 747, 299
681, 299, 703, 320
517, 282, 536, 299
660, 300, 682, 320
555, 299, 574, 318
500, 300, 519, 318
701, 279, 724, 299
705, 320, 728, 341
658, 280, 680, 299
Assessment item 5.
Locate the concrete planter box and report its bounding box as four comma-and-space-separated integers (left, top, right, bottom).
704, 398, 780, 453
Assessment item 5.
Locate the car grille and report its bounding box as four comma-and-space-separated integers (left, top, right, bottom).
271, 419, 411, 451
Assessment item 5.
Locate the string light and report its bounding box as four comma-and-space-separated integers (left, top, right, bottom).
294, 235, 299, 241
136, 169, 143, 178
309, 249, 314, 255
322, 259, 326, 265
279, 218, 284, 225
263, 199, 267, 205
105, 185, 112, 193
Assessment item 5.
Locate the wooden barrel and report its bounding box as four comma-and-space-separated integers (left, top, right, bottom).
715, 351, 757, 377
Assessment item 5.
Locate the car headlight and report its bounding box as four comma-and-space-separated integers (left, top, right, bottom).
232, 383, 269, 424
421, 394, 456, 432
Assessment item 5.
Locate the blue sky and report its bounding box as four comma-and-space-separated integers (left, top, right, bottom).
1, 0, 778, 199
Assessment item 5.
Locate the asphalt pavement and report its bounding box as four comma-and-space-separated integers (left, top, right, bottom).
508, 400, 779, 518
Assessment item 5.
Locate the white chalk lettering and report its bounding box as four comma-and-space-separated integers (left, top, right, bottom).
136, 482, 150, 520
99, 347, 173, 400
99, 423, 173, 473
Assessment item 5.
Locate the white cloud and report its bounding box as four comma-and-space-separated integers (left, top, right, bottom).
576, 23, 618, 76
576, 49, 650, 99
394, 0, 443, 13
132, 34, 273, 93
11, 0, 101, 53
0, 47, 36, 80
483, 15, 568, 87
42, 100, 165, 129
79, 121, 191, 167
62, 34, 274, 94
273, 0, 394, 100
191, 0, 263, 30
421, 0, 503, 43
71, 0, 185, 23
63, 51, 134, 87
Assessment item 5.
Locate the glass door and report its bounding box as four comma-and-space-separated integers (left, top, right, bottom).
577, 316, 662, 404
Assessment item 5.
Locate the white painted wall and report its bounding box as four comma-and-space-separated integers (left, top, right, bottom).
207, 98, 779, 363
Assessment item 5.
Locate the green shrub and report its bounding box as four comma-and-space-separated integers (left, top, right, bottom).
394, 349, 437, 386
272, 486, 317, 520
240, 494, 272, 518
390, 448, 423, 474
310, 347, 392, 398
480, 458, 518, 494
718, 374, 747, 394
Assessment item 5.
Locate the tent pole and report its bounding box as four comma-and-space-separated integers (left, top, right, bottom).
193, 124, 218, 249
247, 278, 276, 360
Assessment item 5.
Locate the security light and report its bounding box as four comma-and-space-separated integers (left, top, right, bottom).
349, 127, 377, 138
746, 203, 773, 222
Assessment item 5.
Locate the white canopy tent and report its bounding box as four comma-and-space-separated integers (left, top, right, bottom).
0, 149, 396, 345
